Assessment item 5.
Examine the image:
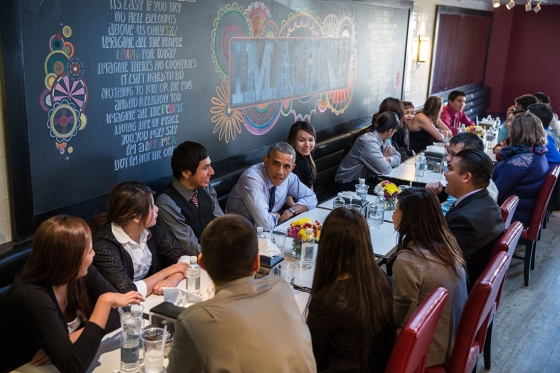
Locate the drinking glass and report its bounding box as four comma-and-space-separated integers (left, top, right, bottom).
355, 184, 369, 200
141, 327, 166, 373
271, 230, 287, 254
274, 262, 297, 285
366, 203, 385, 231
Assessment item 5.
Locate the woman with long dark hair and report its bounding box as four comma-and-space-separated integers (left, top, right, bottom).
371, 97, 405, 125
306, 207, 395, 372
492, 112, 549, 226
287, 120, 317, 189
0, 215, 143, 373
92, 181, 191, 297
408, 96, 452, 152
393, 101, 414, 159
335, 111, 402, 191
392, 188, 467, 366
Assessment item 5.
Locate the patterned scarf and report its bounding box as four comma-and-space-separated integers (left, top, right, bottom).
498, 143, 547, 161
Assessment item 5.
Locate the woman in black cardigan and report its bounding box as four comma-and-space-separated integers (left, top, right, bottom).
0, 215, 143, 373
92, 181, 191, 297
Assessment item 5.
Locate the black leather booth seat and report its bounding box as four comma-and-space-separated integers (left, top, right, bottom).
0, 240, 32, 301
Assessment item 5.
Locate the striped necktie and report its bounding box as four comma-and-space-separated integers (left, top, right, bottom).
190, 192, 199, 208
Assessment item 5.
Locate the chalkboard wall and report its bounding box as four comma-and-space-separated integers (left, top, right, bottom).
1, 0, 411, 240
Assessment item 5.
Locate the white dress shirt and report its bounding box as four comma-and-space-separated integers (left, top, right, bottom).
111, 223, 151, 297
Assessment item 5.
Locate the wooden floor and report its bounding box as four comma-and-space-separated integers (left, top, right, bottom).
475, 212, 560, 373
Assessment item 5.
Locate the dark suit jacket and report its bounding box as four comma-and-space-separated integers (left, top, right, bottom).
445, 189, 505, 291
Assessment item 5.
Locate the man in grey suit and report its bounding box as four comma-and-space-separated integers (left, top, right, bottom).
167, 214, 316, 373
444, 149, 505, 291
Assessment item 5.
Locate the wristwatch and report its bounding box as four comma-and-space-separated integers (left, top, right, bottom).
288, 207, 297, 216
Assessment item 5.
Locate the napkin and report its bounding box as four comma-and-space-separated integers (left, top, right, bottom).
259, 237, 282, 257
426, 145, 446, 155
342, 191, 361, 200
163, 288, 203, 307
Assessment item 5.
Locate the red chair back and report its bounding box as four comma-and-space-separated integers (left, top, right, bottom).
525, 166, 560, 241
490, 221, 523, 310
491, 221, 523, 260
385, 287, 448, 373
500, 195, 519, 229
446, 252, 511, 373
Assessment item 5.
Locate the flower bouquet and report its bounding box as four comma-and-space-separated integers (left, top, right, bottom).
374, 180, 401, 210
287, 218, 321, 259
466, 125, 485, 138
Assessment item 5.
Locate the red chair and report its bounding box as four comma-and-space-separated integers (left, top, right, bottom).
385, 287, 448, 373
500, 195, 519, 229
482, 221, 523, 369
425, 252, 511, 373
514, 165, 560, 286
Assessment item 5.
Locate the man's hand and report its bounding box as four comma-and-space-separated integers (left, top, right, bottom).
278, 209, 294, 224
383, 146, 393, 157
425, 182, 444, 196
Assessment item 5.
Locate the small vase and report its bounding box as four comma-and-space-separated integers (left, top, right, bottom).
385, 199, 396, 210
291, 239, 302, 259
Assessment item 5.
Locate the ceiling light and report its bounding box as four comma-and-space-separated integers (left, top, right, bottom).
493, 0, 501, 7
534, 1, 541, 12
506, 0, 515, 9
525, 0, 532, 11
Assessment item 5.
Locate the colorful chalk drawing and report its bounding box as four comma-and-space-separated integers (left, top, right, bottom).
210, 2, 357, 143
40, 26, 88, 155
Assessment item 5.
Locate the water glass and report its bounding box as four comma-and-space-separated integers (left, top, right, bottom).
141, 328, 166, 373
366, 203, 385, 231
274, 262, 297, 285
271, 230, 286, 252
346, 203, 364, 216
355, 184, 369, 200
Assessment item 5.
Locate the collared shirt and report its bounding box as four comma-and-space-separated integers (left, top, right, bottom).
111, 222, 151, 296
440, 104, 475, 135
442, 181, 499, 215
335, 131, 401, 184
167, 275, 317, 373
156, 178, 224, 253
453, 188, 484, 208
225, 163, 317, 231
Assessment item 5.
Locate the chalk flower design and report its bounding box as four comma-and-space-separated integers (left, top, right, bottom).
210, 79, 246, 143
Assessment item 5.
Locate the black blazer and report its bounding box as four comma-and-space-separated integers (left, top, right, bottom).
92, 223, 190, 293
445, 189, 505, 291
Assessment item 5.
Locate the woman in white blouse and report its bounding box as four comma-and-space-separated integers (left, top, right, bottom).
91, 181, 190, 296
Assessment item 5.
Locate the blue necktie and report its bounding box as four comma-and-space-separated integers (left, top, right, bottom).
268, 186, 276, 212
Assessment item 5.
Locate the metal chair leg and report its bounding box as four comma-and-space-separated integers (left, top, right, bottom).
524, 240, 532, 286
484, 317, 494, 369
531, 240, 537, 270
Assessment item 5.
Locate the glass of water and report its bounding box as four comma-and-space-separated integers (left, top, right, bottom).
366, 203, 385, 231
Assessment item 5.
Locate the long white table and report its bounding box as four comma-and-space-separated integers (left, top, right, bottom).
275, 207, 398, 261
381, 162, 445, 185
317, 195, 395, 223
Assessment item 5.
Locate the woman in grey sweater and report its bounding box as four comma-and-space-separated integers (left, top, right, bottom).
391, 188, 468, 367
